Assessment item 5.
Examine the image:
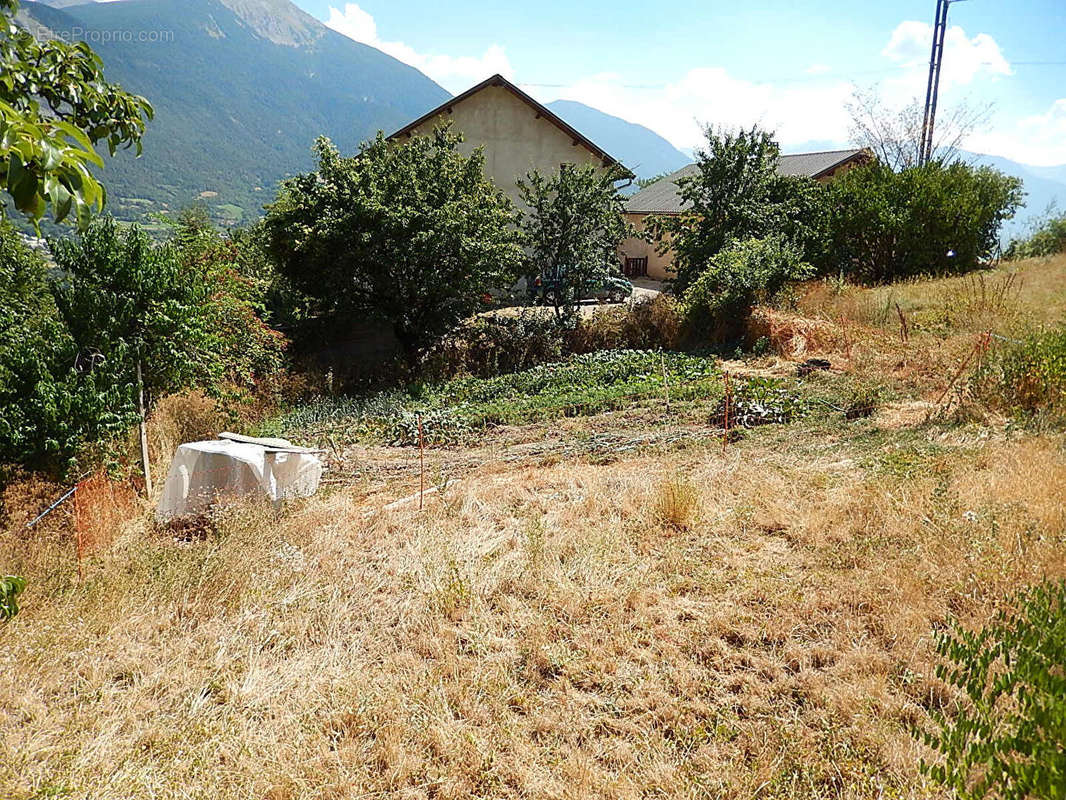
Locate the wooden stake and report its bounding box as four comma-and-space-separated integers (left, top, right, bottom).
660, 352, 671, 413
136, 358, 152, 497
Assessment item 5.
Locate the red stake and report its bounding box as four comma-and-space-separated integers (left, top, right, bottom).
417, 414, 425, 511
723, 372, 731, 451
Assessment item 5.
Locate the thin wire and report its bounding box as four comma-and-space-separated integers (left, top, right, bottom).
517, 60, 1066, 93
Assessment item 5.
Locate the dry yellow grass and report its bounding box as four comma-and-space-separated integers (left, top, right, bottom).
3, 255, 1065, 799
2, 421, 1064, 799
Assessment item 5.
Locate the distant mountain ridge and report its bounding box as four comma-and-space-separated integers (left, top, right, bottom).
15, 1, 1066, 240
544, 100, 692, 183
20, 0, 449, 225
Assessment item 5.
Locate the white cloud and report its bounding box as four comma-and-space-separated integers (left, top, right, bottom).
881, 20, 1011, 95
532, 21, 1023, 159
530, 69, 855, 153
968, 99, 1066, 166
324, 3, 512, 94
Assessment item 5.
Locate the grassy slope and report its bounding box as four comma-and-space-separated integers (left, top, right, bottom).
2, 256, 1065, 799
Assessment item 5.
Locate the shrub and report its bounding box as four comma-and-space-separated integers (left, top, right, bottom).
919, 579, 1066, 800
424, 295, 685, 382
423, 311, 567, 380
971, 328, 1066, 417
820, 161, 1023, 282
683, 237, 813, 341
570, 294, 684, 353
1005, 212, 1066, 260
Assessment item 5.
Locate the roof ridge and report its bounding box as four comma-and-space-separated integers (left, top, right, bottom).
780, 147, 863, 157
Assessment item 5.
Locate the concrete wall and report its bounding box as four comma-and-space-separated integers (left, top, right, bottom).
619, 213, 676, 281
622, 158, 870, 280
400, 84, 606, 210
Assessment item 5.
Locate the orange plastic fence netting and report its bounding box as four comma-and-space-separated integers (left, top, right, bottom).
72, 471, 136, 568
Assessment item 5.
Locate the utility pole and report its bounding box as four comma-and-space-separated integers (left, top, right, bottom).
919, 0, 961, 165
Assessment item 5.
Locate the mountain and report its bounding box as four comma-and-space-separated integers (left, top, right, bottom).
19, 0, 449, 226
545, 100, 692, 183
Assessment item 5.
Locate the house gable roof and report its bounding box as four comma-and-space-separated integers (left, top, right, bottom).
387, 74, 634, 178
625, 148, 871, 215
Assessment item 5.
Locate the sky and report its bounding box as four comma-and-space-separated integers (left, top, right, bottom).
288, 0, 1066, 166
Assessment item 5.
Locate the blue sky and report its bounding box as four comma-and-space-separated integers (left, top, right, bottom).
293, 0, 1066, 165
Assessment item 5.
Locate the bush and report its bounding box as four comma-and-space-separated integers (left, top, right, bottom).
683, 236, 813, 340
971, 328, 1066, 417
919, 579, 1066, 800
820, 161, 1023, 282
423, 311, 567, 380
570, 294, 684, 353
423, 295, 685, 381
1005, 212, 1066, 260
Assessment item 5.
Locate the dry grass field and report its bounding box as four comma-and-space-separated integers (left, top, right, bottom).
1, 255, 1064, 800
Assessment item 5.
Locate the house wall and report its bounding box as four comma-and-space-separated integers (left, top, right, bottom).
619, 213, 676, 281
623, 156, 871, 280
399, 84, 606, 211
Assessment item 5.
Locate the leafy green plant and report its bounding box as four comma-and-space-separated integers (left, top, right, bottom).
517, 162, 635, 319
721, 376, 807, 427
971, 328, 1066, 418
264, 125, 524, 362
389, 409, 471, 447
0, 0, 153, 228
0, 574, 26, 621
683, 236, 813, 340
842, 384, 882, 420
274, 350, 723, 447
919, 579, 1066, 800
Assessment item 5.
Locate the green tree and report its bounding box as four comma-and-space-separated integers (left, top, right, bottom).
820, 161, 1023, 282
920, 579, 1066, 800
0, 221, 130, 472
264, 126, 523, 361
168, 213, 288, 390
518, 162, 634, 318
1005, 210, 1066, 260
0, 0, 153, 228
650, 126, 824, 291
49, 218, 216, 410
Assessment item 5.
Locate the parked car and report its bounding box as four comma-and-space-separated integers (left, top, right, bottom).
530, 270, 633, 304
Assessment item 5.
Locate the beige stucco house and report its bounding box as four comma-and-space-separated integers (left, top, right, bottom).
388, 74, 632, 211
619, 148, 874, 280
